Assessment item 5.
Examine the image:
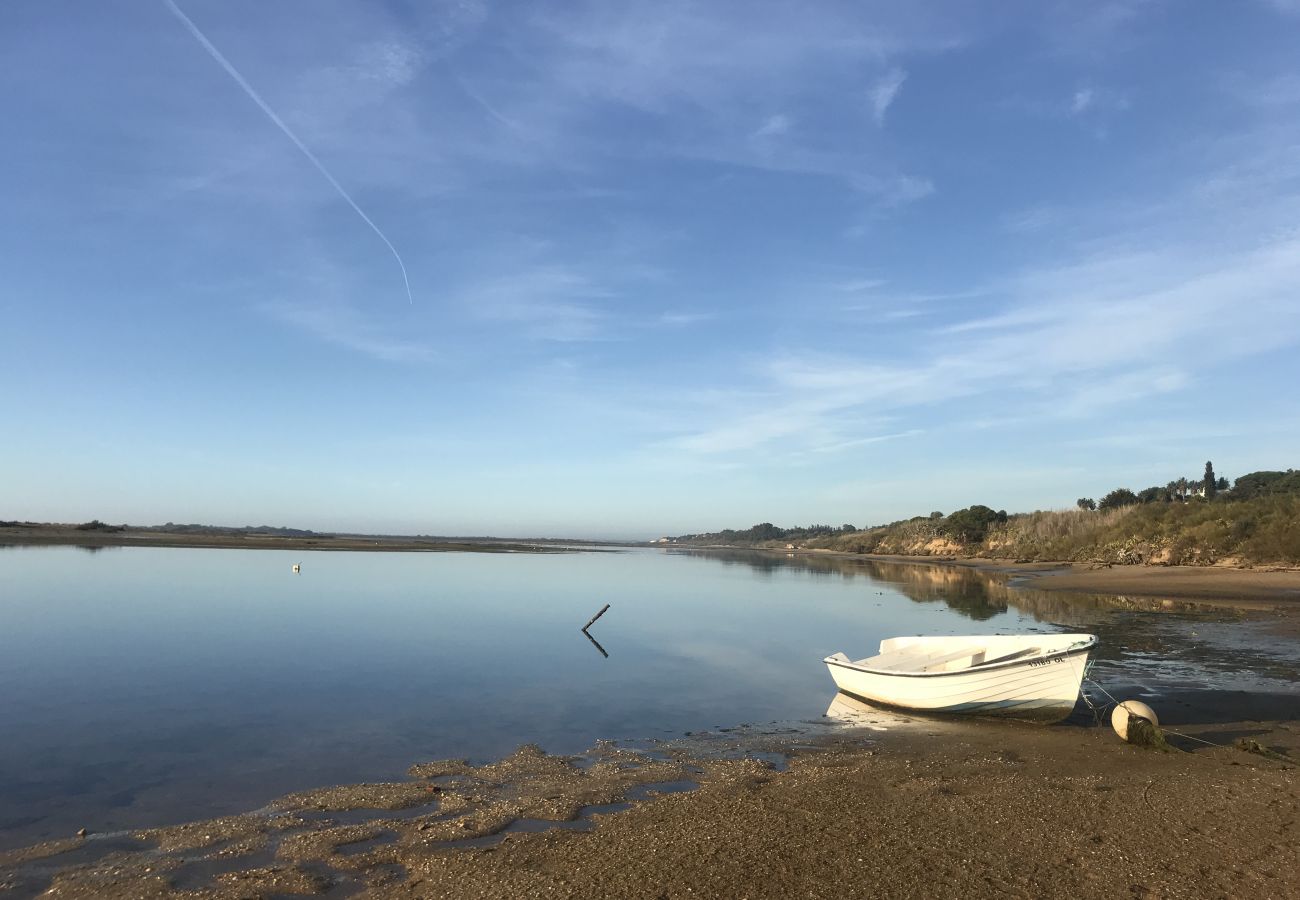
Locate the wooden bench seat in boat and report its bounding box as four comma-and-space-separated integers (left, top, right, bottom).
848, 644, 1044, 674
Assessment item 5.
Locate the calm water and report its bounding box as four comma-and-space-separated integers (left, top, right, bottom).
2, 545, 1297, 850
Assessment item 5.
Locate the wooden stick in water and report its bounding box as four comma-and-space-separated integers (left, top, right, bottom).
582, 603, 610, 633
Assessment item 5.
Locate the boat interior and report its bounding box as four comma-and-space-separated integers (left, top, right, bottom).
829, 643, 1046, 674
828, 634, 1095, 675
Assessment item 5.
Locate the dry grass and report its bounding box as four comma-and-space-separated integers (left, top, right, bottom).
803, 495, 1300, 567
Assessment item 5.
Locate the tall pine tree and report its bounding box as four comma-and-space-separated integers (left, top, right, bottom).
1204, 460, 1217, 499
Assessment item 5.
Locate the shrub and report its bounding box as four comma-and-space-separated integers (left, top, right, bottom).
1099, 488, 1139, 510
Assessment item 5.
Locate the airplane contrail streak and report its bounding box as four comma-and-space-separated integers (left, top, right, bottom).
164, 0, 413, 304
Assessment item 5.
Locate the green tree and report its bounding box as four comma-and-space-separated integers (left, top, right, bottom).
1204, 461, 1217, 499
940, 505, 1008, 543
1099, 488, 1139, 510
1233, 470, 1300, 499
1076, 498, 1096, 511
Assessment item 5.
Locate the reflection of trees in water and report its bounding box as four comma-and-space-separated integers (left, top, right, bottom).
673, 550, 1300, 684
854, 560, 1007, 620
667, 549, 873, 581
0, 543, 121, 554
669, 550, 1011, 618
673, 549, 1247, 627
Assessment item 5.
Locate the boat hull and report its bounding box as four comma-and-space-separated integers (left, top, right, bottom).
825, 646, 1092, 722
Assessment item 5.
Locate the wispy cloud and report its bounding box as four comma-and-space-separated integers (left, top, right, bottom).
261, 299, 435, 363
1068, 85, 1130, 119
809, 429, 923, 454
658, 311, 716, 327
1262, 0, 1300, 15
652, 230, 1300, 459
830, 277, 888, 293
460, 266, 615, 342
752, 114, 792, 139
1002, 206, 1058, 233
869, 68, 908, 124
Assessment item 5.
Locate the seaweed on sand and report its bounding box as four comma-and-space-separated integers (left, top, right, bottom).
1125, 716, 1172, 752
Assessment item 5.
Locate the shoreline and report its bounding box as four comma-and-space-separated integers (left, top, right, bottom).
0, 525, 609, 554
803, 550, 1300, 605
10, 525, 1299, 604
4, 716, 1296, 898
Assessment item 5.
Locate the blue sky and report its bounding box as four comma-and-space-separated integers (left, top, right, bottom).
4, 1, 1300, 538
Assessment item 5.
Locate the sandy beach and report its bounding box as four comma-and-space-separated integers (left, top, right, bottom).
4, 715, 1297, 899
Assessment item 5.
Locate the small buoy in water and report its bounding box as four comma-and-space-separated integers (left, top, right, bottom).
291, 563, 300, 574
1111, 699, 1159, 742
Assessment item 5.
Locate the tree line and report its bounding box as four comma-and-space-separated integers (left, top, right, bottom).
673, 522, 858, 545
674, 462, 1300, 550
1076, 463, 1300, 511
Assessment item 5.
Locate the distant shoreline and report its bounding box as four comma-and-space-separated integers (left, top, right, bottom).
0, 524, 617, 554
12, 521, 1299, 601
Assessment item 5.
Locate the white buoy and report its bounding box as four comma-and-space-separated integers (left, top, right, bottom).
1111, 699, 1159, 742
292, 563, 301, 574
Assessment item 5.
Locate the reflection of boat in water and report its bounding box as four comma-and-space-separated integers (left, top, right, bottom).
824, 633, 1096, 722
824, 691, 920, 729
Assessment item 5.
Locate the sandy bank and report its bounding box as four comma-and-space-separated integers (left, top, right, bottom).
389, 725, 1299, 900
4, 719, 1297, 899
851, 553, 1300, 605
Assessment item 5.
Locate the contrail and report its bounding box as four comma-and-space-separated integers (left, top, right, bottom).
164, 0, 413, 304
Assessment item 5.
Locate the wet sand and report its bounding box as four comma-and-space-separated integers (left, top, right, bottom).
3, 719, 1297, 899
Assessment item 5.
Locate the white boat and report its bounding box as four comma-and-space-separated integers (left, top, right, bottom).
824, 633, 1097, 721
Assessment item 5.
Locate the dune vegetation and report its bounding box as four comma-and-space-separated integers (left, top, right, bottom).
671, 466, 1300, 567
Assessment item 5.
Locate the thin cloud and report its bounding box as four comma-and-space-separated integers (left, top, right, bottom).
462, 266, 615, 342
869, 68, 907, 123
658, 311, 716, 327
752, 114, 792, 139
655, 231, 1300, 458
831, 277, 888, 293
1263, 0, 1300, 14
1002, 207, 1058, 233
810, 429, 923, 454
261, 299, 434, 363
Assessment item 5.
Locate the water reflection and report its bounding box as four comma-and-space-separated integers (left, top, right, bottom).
825, 692, 920, 730
669, 549, 1300, 725
582, 629, 610, 658
669, 550, 1011, 618
0, 543, 122, 553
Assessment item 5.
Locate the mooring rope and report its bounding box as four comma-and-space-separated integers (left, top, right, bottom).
1082, 676, 1271, 753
